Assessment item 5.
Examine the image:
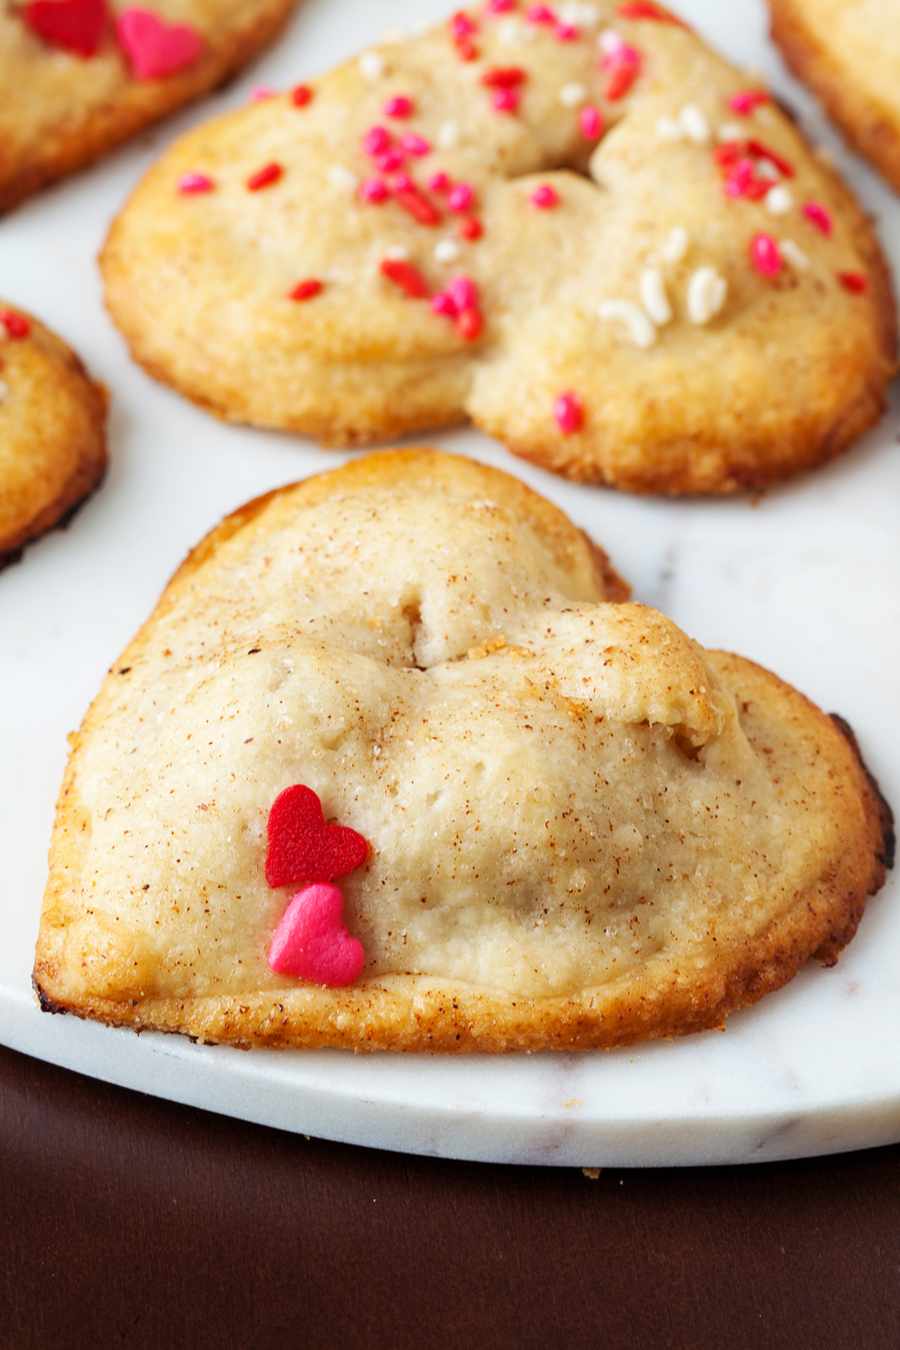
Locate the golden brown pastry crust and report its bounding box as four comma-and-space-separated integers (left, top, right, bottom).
33, 449, 891, 1051
769, 0, 900, 195
0, 304, 108, 565
101, 5, 898, 495
0, 0, 301, 215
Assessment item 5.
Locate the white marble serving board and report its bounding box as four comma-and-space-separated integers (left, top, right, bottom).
1, 0, 898, 1167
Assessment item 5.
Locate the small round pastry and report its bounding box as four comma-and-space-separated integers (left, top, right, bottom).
0, 304, 108, 567
769, 0, 900, 195
33, 449, 892, 1052
0, 0, 304, 215
101, 3, 897, 495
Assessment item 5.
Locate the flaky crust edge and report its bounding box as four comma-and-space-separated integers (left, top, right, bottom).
769, 0, 900, 196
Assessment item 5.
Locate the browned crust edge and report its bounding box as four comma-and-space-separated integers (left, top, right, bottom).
769, 0, 900, 196
0, 0, 300, 216
0, 307, 109, 565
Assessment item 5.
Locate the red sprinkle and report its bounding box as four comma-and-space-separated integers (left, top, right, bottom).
359, 177, 389, 203
456, 307, 484, 340
724, 158, 770, 200
617, 1, 686, 22
380, 258, 430, 298
746, 138, 795, 179
394, 182, 442, 226
247, 162, 283, 191
291, 84, 313, 107
555, 22, 578, 39
451, 10, 478, 36
580, 105, 603, 139
448, 182, 475, 212
481, 66, 527, 87
525, 3, 555, 22
0, 311, 31, 339
485, 0, 514, 10
554, 392, 583, 434
289, 279, 323, 301
455, 37, 479, 60
838, 272, 868, 293
459, 216, 484, 239
602, 44, 641, 102
177, 172, 214, 194
530, 184, 559, 209
384, 95, 414, 119
751, 233, 782, 277
729, 89, 770, 115
492, 88, 521, 113
802, 201, 833, 236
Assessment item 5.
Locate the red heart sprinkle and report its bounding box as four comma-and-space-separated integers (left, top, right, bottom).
116, 8, 204, 81
268, 883, 365, 986
23, 0, 106, 58
265, 785, 368, 888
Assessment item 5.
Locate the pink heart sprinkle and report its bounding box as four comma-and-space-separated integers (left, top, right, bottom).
117, 8, 204, 81
268, 883, 365, 986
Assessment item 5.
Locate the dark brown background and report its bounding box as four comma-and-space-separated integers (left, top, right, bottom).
2, 1040, 898, 1349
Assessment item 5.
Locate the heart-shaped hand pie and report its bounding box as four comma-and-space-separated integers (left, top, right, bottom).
769, 0, 900, 196
0, 303, 108, 567
101, 3, 897, 494
268, 883, 366, 986
266, 784, 368, 887
0, 0, 303, 214
33, 449, 891, 1050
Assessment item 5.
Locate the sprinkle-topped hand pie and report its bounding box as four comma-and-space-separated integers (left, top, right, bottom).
101, 2, 897, 494
34, 450, 892, 1050
0, 304, 107, 566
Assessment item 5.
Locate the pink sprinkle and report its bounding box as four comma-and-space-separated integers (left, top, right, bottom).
177, 171, 214, 194
400, 132, 431, 156
526, 3, 556, 22
554, 392, 583, 434
751, 233, 782, 277
451, 10, 478, 36
448, 182, 475, 212
363, 125, 391, 157
448, 275, 478, 311
602, 42, 641, 100
492, 88, 521, 113
485, 0, 515, 11
359, 177, 389, 202
428, 171, 451, 193
555, 22, 579, 39
431, 291, 457, 316
580, 105, 603, 139
392, 173, 414, 193
249, 85, 274, 102
725, 159, 756, 198
376, 150, 405, 173
384, 95, 414, 119
530, 184, 559, 208
802, 201, 833, 236
729, 90, 770, 115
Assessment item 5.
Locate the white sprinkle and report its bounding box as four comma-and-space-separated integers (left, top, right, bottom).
766, 184, 794, 215
679, 104, 711, 146
718, 121, 745, 143
359, 50, 385, 80
780, 238, 810, 270
437, 120, 459, 150
640, 267, 673, 326
599, 28, 625, 53
560, 2, 600, 23
656, 117, 683, 142
328, 164, 359, 192
598, 299, 657, 349
756, 158, 780, 180
687, 267, 727, 325
559, 82, 588, 108
497, 16, 534, 44
0, 381, 7, 401
380, 27, 406, 43
661, 225, 689, 264
434, 239, 461, 264
384, 244, 409, 261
